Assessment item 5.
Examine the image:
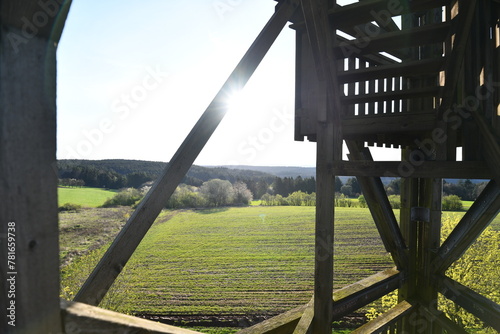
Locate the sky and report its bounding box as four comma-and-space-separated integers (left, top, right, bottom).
57, 0, 401, 167
56, 0, 316, 166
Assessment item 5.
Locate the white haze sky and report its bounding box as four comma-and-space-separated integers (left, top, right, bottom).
56, 0, 397, 167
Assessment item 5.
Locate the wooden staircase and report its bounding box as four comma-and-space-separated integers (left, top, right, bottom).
294, 0, 484, 150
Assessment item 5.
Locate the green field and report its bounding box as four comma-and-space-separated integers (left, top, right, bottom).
60, 204, 500, 332
58, 187, 117, 207
61, 207, 394, 316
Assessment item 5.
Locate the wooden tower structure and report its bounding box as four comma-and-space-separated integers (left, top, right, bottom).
1, 0, 499, 333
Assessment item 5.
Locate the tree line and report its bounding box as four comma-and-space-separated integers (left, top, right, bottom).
58, 160, 486, 203
384, 178, 487, 201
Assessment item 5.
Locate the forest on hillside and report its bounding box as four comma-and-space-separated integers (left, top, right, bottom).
58, 159, 489, 202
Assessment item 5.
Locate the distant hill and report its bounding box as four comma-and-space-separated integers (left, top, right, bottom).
221, 165, 316, 178
57, 159, 276, 187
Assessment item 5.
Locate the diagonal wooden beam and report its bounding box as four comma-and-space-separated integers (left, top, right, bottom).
351, 300, 415, 333
332, 268, 401, 320
237, 269, 400, 334
432, 180, 500, 274
346, 141, 409, 271
292, 298, 314, 334
469, 106, 500, 185
418, 304, 468, 334
436, 275, 500, 332
74, 1, 300, 306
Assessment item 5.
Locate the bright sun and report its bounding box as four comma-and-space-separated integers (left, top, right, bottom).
226, 89, 255, 123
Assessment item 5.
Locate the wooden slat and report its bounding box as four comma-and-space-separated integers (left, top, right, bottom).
338, 58, 444, 84
437, 276, 500, 332
61, 300, 203, 334
74, 1, 299, 306
342, 111, 437, 137
330, 0, 451, 30
351, 301, 415, 334
333, 161, 494, 179
341, 86, 440, 104
335, 22, 451, 58
433, 180, 500, 274
332, 268, 401, 320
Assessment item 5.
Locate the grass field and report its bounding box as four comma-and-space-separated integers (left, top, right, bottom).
61, 207, 394, 316
58, 186, 117, 207
59, 202, 500, 332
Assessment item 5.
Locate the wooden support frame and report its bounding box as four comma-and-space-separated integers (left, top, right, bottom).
437, 275, 500, 332
351, 301, 415, 334
433, 180, 500, 274
0, 2, 71, 333
300, 0, 344, 332
61, 300, 203, 334
332, 161, 493, 179
74, 0, 300, 306
237, 269, 401, 334
345, 142, 409, 271
332, 268, 401, 320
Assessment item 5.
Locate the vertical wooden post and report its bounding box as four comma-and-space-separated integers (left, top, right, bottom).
0, 1, 71, 333
300, 0, 342, 332
419, 178, 442, 334
313, 109, 335, 334
398, 152, 419, 334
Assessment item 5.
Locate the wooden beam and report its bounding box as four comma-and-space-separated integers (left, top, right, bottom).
350, 301, 415, 334
432, 180, 500, 274
341, 86, 441, 105
419, 305, 468, 334
342, 111, 437, 137
469, 106, 500, 185
333, 161, 494, 179
74, 1, 299, 306
236, 304, 308, 334
330, 0, 451, 31
238, 269, 400, 334
292, 299, 314, 334
300, 0, 345, 332
398, 169, 419, 330
438, 0, 478, 117
437, 275, 500, 332
346, 142, 409, 270
61, 300, 203, 334
334, 21, 452, 58
338, 58, 444, 83
0, 2, 71, 332
332, 268, 401, 320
